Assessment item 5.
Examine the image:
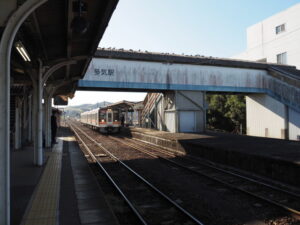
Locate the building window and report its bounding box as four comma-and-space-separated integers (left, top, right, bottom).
277, 52, 287, 64
275, 24, 285, 34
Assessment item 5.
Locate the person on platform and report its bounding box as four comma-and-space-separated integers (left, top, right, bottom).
121, 114, 125, 127
51, 110, 58, 145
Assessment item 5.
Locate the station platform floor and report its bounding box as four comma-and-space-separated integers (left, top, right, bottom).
11, 127, 118, 225
127, 127, 300, 187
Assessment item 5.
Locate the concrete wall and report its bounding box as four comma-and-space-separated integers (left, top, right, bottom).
246, 94, 300, 140
234, 3, 300, 69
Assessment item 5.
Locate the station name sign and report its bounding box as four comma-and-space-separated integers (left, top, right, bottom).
94, 68, 115, 76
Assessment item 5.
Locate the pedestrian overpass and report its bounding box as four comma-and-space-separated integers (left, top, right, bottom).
78, 49, 300, 140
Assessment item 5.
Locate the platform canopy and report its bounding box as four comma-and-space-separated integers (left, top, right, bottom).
8, 0, 118, 98
102, 100, 140, 112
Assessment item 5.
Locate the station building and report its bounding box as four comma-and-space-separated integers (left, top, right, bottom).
234, 3, 300, 68
233, 3, 300, 140
141, 92, 205, 133
102, 100, 144, 126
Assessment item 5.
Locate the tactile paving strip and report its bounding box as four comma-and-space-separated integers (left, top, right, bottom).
22, 138, 63, 225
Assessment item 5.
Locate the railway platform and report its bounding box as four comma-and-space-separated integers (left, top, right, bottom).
11, 127, 118, 225
126, 127, 300, 187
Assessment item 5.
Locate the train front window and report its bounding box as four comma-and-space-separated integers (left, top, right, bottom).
107, 112, 112, 122
100, 110, 106, 122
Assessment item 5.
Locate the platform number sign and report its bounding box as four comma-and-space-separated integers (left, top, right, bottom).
94, 68, 114, 76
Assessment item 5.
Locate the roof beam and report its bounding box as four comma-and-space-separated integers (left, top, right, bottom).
66, 0, 73, 79
80, 0, 119, 84
0, 1, 17, 26
32, 12, 48, 60
47, 75, 81, 87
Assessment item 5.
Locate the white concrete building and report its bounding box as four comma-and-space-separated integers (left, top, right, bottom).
234, 3, 300, 68
153, 91, 205, 133
234, 3, 300, 141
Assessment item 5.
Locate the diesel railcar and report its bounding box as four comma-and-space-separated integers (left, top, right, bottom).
80, 107, 121, 133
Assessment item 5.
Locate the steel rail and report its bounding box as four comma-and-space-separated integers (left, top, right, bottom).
69, 123, 148, 225
109, 135, 300, 217
69, 122, 205, 225
125, 136, 300, 198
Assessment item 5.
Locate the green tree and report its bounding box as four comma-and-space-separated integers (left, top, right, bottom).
206, 94, 246, 133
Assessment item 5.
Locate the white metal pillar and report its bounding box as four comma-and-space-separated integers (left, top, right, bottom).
174, 91, 179, 133
203, 91, 207, 130
44, 91, 52, 148
31, 60, 75, 160
28, 94, 32, 142
125, 109, 128, 125
284, 105, 289, 140
41, 61, 76, 147
14, 101, 21, 149
48, 97, 52, 145
44, 95, 49, 147
34, 63, 44, 166
0, 0, 48, 224
22, 94, 27, 144
32, 89, 37, 146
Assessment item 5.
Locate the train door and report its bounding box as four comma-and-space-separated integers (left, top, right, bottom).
113, 110, 120, 122
107, 109, 113, 124
100, 110, 106, 125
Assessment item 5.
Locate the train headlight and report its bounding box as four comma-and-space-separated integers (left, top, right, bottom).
115, 120, 118, 122
101, 119, 105, 122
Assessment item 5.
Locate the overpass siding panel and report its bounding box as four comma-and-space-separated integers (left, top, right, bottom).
176, 91, 205, 111
85, 58, 267, 88
78, 80, 267, 94
82, 58, 300, 113
266, 76, 300, 111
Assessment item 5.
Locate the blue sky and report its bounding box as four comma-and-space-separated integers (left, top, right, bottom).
68, 0, 300, 106
100, 0, 300, 57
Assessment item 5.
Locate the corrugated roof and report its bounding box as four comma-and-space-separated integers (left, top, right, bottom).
11, 0, 119, 98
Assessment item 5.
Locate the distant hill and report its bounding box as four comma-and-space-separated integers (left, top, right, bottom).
64, 101, 111, 118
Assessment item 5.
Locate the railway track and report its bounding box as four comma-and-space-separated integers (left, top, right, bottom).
107, 135, 300, 218
69, 122, 205, 225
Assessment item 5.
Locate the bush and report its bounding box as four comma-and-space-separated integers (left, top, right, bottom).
206, 94, 246, 133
